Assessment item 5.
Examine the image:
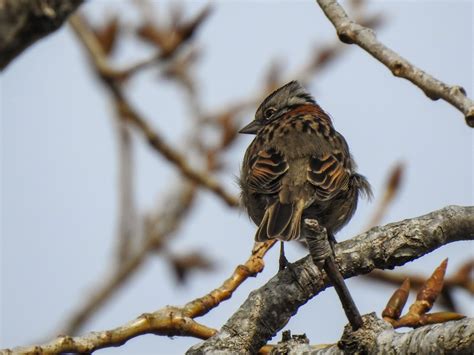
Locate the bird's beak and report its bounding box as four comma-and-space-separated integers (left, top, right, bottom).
238, 120, 262, 134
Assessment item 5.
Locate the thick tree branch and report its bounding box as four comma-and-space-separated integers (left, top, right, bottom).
265, 315, 473, 354
188, 205, 474, 354
0, 0, 83, 70
316, 0, 474, 127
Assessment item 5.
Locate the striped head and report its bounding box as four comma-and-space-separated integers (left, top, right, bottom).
239, 81, 316, 135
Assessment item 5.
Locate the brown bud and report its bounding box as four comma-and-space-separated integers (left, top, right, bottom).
420, 312, 465, 326
416, 259, 448, 308
94, 17, 120, 56
382, 278, 410, 320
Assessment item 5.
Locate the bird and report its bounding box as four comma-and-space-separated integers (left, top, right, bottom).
239, 81, 371, 257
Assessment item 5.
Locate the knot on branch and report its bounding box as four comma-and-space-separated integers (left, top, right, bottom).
391, 60, 407, 77
338, 313, 391, 353
450, 85, 467, 96
270, 330, 310, 354
337, 23, 355, 44
465, 108, 474, 127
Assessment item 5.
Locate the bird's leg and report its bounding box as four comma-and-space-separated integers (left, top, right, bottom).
304, 219, 363, 331
279, 241, 289, 271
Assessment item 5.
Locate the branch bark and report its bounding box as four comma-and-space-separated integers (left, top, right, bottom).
265, 314, 473, 354
316, 0, 474, 127
188, 205, 474, 354
0, 0, 83, 70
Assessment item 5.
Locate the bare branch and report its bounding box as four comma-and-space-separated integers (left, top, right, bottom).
188, 205, 474, 353
7, 309, 217, 354
316, 0, 474, 127
68, 14, 239, 208
0, 0, 83, 70
118, 100, 239, 208
58, 182, 197, 335
4, 241, 275, 354
115, 116, 137, 262
182, 240, 276, 319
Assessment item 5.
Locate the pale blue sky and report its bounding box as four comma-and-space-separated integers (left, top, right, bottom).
1, 1, 473, 354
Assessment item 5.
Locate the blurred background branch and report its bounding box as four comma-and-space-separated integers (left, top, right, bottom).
0, 0, 83, 70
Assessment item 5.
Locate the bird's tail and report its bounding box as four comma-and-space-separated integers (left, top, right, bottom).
255, 200, 305, 242
352, 173, 373, 201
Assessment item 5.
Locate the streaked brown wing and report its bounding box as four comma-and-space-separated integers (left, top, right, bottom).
247, 148, 289, 194
307, 152, 350, 201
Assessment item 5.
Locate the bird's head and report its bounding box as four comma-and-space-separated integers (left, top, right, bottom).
239, 80, 316, 134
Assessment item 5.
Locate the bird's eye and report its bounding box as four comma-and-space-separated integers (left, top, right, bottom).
264, 107, 276, 119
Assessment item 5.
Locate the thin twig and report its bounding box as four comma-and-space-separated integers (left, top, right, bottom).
316, 0, 474, 127
8, 310, 217, 354
182, 240, 276, 318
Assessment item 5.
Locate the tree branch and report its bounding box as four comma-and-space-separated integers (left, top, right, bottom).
115, 113, 137, 263
316, 0, 474, 127
58, 182, 197, 335
0, 0, 83, 70
6, 309, 217, 354
264, 315, 473, 354
187, 205, 474, 354
3, 241, 275, 354
68, 14, 239, 208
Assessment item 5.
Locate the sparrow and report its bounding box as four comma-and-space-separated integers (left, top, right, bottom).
239, 81, 371, 248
